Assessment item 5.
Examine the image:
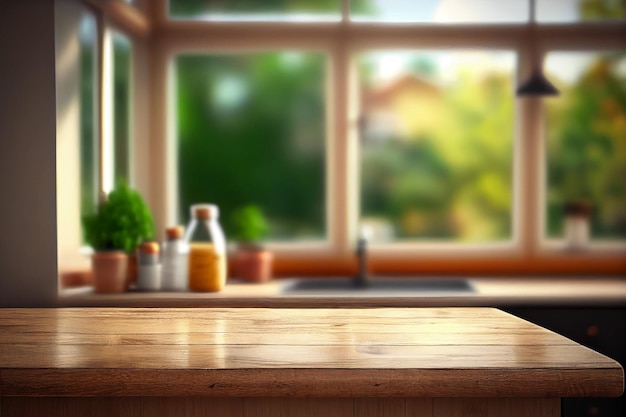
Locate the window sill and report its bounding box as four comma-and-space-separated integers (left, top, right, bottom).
59, 245, 626, 291
57, 276, 626, 308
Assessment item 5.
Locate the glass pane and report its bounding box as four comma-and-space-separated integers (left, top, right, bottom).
358, 50, 515, 243
176, 53, 326, 241
545, 52, 626, 239
351, 0, 528, 23
112, 32, 132, 185
537, 0, 626, 22
169, 0, 341, 21
79, 12, 99, 218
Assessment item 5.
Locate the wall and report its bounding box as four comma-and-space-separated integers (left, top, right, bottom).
0, 0, 58, 307
55, 0, 88, 273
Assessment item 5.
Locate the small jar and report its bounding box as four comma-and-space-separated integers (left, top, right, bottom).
136, 242, 162, 291
185, 204, 227, 292
161, 226, 189, 291
563, 201, 592, 251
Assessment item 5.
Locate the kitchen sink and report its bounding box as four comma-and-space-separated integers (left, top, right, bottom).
281, 277, 475, 296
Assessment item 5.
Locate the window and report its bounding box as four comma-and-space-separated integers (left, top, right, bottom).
358, 50, 515, 243
56, 0, 626, 280
79, 11, 99, 219
111, 31, 133, 186
175, 53, 327, 240
544, 52, 626, 241
159, 0, 624, 258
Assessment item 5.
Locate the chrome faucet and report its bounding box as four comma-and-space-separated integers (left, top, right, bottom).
354, 229, 370, 288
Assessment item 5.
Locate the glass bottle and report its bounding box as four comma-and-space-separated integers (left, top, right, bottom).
161, 226, 189, 291
185, 204, 227, 292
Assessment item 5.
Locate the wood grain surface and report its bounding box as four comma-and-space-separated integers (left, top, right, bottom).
0, 308, 623, 398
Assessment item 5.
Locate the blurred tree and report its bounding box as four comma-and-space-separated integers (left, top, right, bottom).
112, 34, 131, 186
580, 0, 626, 19
177, 53, 326, 240
174, 0, 377, 241
359, 55, 514, 242
169, 0, 373, 17
546, 54, 626, 238
79, 18, 97, 219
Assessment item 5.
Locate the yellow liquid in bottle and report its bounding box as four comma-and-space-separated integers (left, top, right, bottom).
188, 243, 226, 292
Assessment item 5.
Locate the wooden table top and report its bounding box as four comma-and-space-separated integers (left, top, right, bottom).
0, 307, 623, 398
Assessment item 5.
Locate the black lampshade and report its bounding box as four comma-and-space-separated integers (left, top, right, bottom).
516, 68, 559, 96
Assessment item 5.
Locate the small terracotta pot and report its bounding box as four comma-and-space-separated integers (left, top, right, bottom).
234, 248, 273, 283
92, 251, 129, 293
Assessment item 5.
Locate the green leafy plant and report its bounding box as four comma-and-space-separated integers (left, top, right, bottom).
82, 182, 155, 252
230, 205, 269, 247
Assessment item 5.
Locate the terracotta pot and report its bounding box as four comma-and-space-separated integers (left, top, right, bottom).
91, 251, 129, 293
234, 248, 273, 283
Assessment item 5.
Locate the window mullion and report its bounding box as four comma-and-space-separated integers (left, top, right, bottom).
517, 35, 543, 257
330, 33, 354, 257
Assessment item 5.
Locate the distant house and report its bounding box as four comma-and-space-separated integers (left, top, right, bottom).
361, 73, 443, 143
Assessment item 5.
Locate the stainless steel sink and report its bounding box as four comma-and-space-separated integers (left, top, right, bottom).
281, 277, 475, 296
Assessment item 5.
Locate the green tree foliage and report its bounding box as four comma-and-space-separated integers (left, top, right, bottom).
360, 58, 514, 242
79, 19, 97, 219
176, 54, 326, 239
580, 0, 626, 19
113, 34, 131, 185
546, 55, 626, 238
169, 0, 350, 17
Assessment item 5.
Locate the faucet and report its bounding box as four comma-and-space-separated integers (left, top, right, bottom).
354, 228, 370, 288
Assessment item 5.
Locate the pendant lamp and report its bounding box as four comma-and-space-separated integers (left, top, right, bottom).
516, 0, 559, 96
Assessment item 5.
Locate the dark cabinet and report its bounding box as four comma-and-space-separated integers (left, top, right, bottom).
504, 307, 625, 417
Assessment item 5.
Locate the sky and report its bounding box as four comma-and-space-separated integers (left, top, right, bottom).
356, 0, 580, 23
367, 50, 515, 85
182, 0, 584, 22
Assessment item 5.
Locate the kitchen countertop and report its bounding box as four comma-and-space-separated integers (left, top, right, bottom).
58, 276, 626, 307
0, 307, 623, 398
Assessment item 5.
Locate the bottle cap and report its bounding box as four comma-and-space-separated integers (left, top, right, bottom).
166, 226, 184, 239
139, 241, 160, 254
191, 204, 219, 220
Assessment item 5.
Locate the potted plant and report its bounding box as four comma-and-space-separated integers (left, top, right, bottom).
230, 205, 273, 283
82, 182, 155, 292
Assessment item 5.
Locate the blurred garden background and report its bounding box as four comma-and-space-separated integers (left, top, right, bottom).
76, 0, 625, 243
